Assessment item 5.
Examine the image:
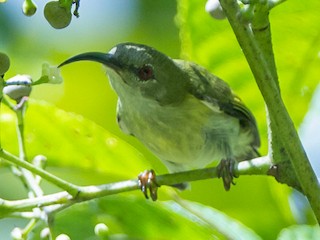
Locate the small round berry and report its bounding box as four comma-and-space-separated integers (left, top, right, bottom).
22, 0, 37, 16
44, 1, 72, 29
0, 52, 10, 75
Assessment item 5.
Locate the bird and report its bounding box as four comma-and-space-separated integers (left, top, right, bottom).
59, 42, 260, 199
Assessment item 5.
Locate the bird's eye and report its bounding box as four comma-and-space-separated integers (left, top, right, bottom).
138, 64, 154, 81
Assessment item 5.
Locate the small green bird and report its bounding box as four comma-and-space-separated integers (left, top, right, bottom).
59, 43, 260, 195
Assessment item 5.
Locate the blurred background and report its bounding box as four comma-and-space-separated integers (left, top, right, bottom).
1, 0, 320, 239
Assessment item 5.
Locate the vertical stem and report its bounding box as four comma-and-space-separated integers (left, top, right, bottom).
14, 103, 44, 235
249, 3, 290, 166
249, 2, 291, 167
219, 0, 320, 222
0, 76, 4, 149
0, 149, 80, 196
16, 105, 44, 197
17, 107, 27, 161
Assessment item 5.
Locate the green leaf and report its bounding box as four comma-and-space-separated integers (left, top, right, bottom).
277, 225, 320, 240
0, 99, 150, 179
165, 199, 262, 240
30, 197, 227, 239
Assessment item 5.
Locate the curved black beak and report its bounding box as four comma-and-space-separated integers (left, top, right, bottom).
58, 52, 121, 70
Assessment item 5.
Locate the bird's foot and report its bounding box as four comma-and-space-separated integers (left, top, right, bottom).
138, 169, 159, 201
217, 159, 237, 191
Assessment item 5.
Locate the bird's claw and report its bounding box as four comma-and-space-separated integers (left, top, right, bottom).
217, 159, 237, 191
138, 169, 159, 201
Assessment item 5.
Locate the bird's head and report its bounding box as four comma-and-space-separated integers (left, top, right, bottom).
59, 43, 189, 105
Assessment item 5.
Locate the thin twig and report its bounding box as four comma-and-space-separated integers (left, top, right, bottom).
0, 149, 81, 197
0, 156, 271, 216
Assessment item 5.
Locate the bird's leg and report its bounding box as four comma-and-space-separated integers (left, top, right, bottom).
215, 139, 238, 191
138, 169, 159, 201
217, 158, 237, 191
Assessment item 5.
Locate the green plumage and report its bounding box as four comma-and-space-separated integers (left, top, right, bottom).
59, 42, 260, 190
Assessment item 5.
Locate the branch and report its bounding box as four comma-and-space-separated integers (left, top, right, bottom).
219, 0, 320, 223
0, 149, 80, 197
0, 156, 272, 216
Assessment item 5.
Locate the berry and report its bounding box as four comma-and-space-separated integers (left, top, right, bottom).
22, 0, 37, 16
0, 52, 10, 75
44, 1, 72, 29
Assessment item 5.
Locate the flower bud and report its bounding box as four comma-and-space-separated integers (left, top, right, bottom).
40, 227, 50, 239
33, 155, 47, 169
205, 0, 226, 20
55, 234, 70, 240
42, 63, 63, 84
11, 227, 23, 240
3, 75, 32, 101
94, 223, 109, 237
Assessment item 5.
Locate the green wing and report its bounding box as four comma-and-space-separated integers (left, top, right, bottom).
231, 94, 260, 148
175, 60, 260, 149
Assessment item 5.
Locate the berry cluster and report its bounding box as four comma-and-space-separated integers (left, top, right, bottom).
2, 0, 80, 29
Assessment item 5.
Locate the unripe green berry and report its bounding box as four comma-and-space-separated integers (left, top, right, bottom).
22, 0, 37, 16
0, 52, 10, 75
44, 1, 72, 29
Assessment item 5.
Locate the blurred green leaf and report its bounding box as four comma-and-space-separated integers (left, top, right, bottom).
179, 176, 295, 239
166, 199, 262, 240
277, 225, 320, 240
33, 196, 228, 239
31, 197, 266, 239
0, 99, 150, 180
